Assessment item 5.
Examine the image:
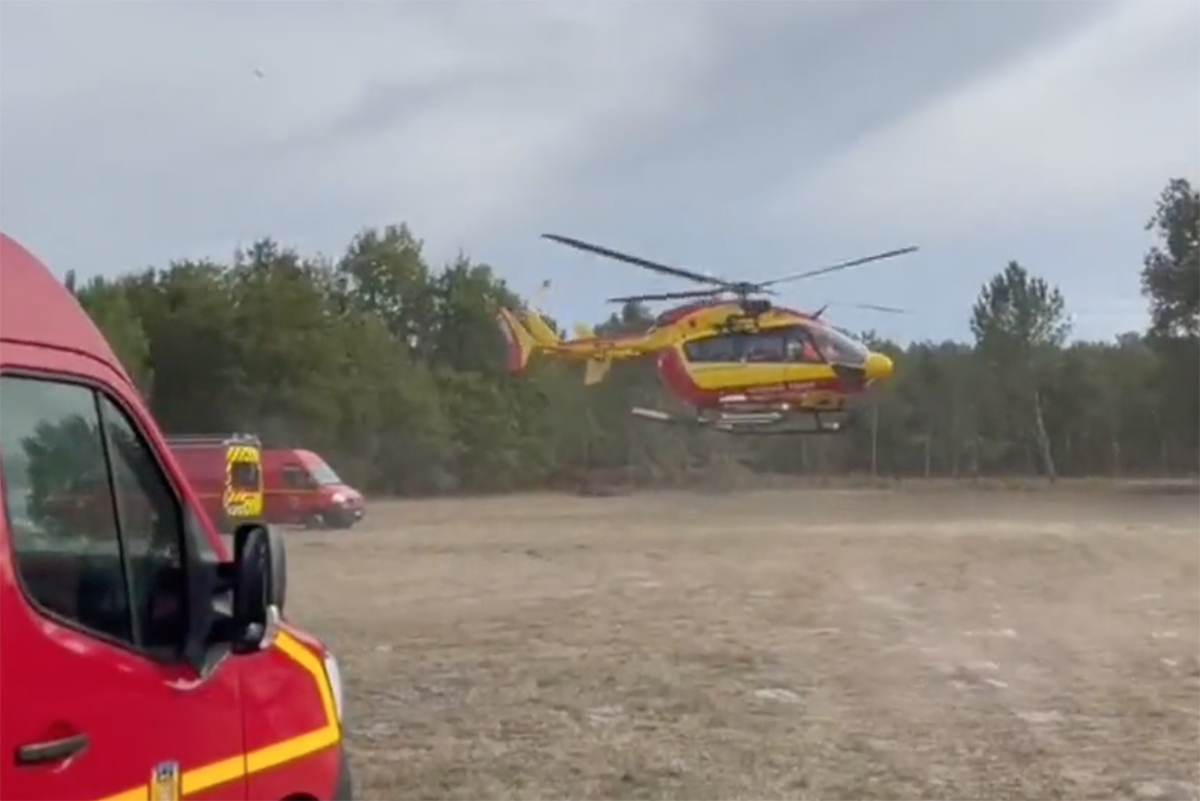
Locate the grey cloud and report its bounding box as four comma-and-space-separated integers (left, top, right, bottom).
2, 2, 733, 271
568, 1, 1113, 198
1, 0, 1177, 343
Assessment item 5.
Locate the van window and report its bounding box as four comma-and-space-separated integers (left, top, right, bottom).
0, 376, 188, 658
229, 460, 261, 491
0, 377, 131, 643
308, 458, 343, 486
281, 465, 311, 489
97, 395, 188, 658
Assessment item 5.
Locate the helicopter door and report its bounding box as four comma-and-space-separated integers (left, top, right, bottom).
681, 332, 749, 392
733, 330, 795, 389
740, 331, 785, 356
780, 326, 830, 382
683, 329, 816, 392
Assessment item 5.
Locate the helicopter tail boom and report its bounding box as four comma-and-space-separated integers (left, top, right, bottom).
520, 309, 563, 347
495, 306, 652, 384
496, 308, 540, 373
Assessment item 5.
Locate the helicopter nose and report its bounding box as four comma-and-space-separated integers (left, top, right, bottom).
865, 352, 894, 382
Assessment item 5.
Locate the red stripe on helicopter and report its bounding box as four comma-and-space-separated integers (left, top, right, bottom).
655, 349, 851, 409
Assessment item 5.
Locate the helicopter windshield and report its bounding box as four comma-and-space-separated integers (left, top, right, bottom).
682, 324, 870, 367
808, 323, 869, 367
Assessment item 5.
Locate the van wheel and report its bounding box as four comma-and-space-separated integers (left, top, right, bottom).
303, 513, 327, 530
325, 511, 354, 530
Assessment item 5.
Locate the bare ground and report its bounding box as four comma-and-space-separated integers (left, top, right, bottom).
284, 485, 1200, 800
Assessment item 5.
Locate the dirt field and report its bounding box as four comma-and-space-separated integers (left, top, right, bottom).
285, 484, 1200, 800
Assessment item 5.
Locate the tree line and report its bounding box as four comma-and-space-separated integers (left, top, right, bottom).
67, 178, 1199, 495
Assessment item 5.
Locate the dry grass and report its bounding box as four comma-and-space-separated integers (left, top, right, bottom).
284, 484, 1200, 800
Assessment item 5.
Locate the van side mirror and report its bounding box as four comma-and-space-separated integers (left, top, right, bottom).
229, 522, 288, 653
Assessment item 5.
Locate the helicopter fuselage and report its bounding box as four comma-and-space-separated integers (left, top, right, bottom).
650, 302, 892, 415
496, 298, 894, 434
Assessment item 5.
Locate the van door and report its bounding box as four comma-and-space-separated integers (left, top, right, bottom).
0, 359, 247, 800
279, 463, 314, 525
224, 443, 264, 523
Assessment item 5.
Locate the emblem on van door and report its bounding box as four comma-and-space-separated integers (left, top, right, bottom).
151, 761, 181, 801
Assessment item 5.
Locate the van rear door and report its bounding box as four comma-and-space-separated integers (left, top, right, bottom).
0, 347, 247, 800
224, 442, 264, 521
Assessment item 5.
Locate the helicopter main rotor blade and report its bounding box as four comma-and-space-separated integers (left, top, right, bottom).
758, 245, 920, 288
826, 301, 909, 314
542, 233, 729, 289
606, 288, 724, 304
813, 300, 909, 320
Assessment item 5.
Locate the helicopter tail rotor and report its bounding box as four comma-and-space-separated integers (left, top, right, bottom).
529, 279, 553, 313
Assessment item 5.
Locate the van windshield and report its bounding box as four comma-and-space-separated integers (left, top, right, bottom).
309, 458, 343, 486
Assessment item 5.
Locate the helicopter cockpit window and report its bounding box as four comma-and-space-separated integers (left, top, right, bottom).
784, 327, 824, 363
684, 334, 740, 363
810, 324, 869, 367
742, 332, 788, 363
686, 327, 858, 365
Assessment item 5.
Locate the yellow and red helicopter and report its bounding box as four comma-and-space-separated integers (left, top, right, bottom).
497, 234, 918, 435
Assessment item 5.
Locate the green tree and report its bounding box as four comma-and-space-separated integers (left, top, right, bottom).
970, 261, 1070, 480
55, 195, 1194, 495
122, 261, 249, 434
1142, 178, 1199, 339
1140, 178, 1200, 472
337, 224, 437, 358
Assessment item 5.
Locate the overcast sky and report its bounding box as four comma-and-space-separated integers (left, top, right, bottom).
2, 0, 1197, 343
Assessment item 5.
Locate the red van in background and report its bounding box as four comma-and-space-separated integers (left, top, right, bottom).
169, 439, 365, 531
260, 449, 366, 530
167, 434, 265, 533
0, 233, 353, 800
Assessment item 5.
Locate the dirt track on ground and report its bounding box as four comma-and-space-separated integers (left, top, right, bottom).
284, 485, 1200, 800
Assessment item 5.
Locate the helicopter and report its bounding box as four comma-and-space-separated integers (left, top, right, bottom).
496, 234, 919, 435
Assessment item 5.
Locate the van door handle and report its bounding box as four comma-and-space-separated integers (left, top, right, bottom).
15, 733, 89, 765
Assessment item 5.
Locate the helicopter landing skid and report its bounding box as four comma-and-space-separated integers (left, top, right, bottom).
630, 406, 853, 436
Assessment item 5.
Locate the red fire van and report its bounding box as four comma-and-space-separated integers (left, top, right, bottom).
169, 440, 365, 530
258, 448, 365, 530
0, 233, 353, 800
166, 433, 266, 533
